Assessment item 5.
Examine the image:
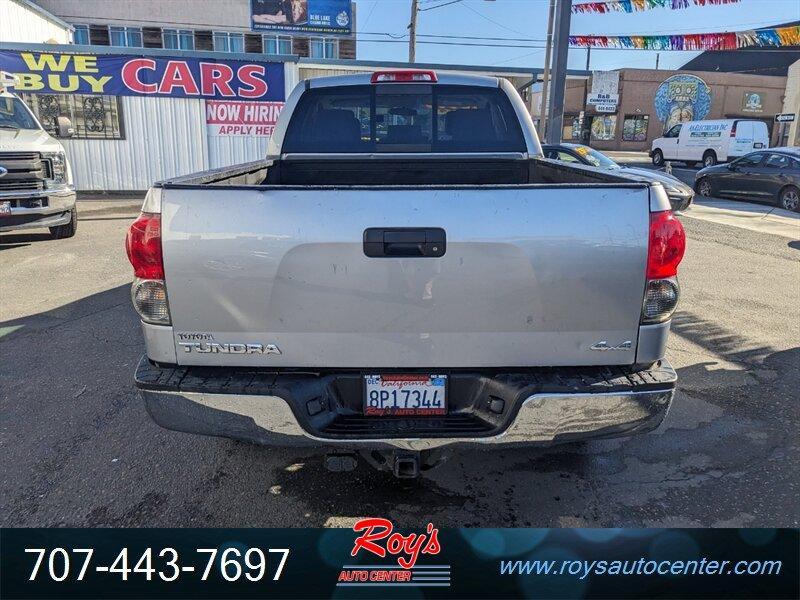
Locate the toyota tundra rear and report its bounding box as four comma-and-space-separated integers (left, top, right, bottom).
128, 71, 685, 477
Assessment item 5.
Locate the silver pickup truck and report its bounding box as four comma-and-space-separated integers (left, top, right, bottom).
129, 71, 685, 477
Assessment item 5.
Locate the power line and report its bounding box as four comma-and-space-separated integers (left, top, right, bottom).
419, 0, 465, 11
460, 2, 532, 37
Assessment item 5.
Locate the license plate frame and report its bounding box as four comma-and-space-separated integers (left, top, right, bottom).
0, 201, 11, 217
363, 374, 447, 417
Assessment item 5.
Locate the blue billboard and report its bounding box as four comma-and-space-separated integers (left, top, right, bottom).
0, 50, 285, 101
251, 0, 352, 35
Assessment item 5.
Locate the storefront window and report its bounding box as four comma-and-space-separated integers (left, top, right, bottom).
213, 32, 245, 53
163, 29, 194, 50
590, 115, 617, 142
622, 114, 649, 142
109, 26, 143, 48
562, 114, 582, 141
309, 38, 338, 59
21, 93, 125, 140
263, 35, 292, 55
72, 25, 90, 45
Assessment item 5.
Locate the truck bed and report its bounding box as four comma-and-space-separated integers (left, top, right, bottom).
158, 156, 647, 188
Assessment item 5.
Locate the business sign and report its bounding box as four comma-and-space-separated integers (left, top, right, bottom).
206, 100, 284, 136
588, 93, 619, 113
591, 70, 619, 96
654, 74, 712, 131
589, 72, 619, 113
741, 90, 765, 113
775, 113, 796, 123
0, 50, 285, 101
687, 122, 726, 139
251, 0, 352, 35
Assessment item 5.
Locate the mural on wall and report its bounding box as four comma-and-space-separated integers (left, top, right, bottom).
654, 74, 712, 132
741, 91, 765, 113
590, 115, 617, 141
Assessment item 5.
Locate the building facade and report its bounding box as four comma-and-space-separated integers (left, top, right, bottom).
0, 0, 72, 44
533, 68, 789, 152
780, 59, 800, 147
32, 0, 356, 59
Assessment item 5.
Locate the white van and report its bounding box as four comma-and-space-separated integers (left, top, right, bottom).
650, 119, 770, 168
0, 72, 77, 238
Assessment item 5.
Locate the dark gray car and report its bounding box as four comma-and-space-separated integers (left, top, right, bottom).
694, 148, 800, 212
543, 143, 694, 211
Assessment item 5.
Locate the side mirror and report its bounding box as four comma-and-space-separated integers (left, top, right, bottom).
727, 163, 735, 171
56, 116, 74, 138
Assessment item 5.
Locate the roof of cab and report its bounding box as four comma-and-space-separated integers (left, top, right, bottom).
307, 71, 500, 89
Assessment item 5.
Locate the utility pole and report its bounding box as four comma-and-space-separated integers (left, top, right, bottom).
409, 0, 419, 63
539, 0, 556, 140
655, 52, 660, 70
580, 47, 591, 144
545, 0, 572, 144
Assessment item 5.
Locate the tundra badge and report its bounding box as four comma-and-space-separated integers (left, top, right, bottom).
178, 342, 282, 355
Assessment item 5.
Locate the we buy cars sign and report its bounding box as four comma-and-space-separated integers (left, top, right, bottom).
206, 100, 284, 136
0, 50, 285, 102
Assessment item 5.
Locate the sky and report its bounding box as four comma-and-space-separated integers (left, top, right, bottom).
354, 0, 800, 72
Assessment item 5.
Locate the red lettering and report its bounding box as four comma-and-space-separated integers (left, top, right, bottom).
351, 518, 392, 558
423, 522, 441, 554
350, 519, 442, 569
237, 64, 268, 99
159, 60, 199, 95
397, 532, 426, 569
121, 58, 157, 93
200, 62, 235, 97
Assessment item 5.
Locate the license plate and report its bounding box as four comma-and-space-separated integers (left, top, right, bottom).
364, 374, 447, 416
0, 201, 11, 216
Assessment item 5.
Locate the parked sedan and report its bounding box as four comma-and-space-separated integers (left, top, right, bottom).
543, 143, 694, 211
694, 148, 800, 212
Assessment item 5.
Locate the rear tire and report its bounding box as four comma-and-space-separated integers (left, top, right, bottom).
49, 208, 77, 239
702, 151, 717, 168
779, 186, 800, 212
652, 149, 664, 167
696, 177, 713, 198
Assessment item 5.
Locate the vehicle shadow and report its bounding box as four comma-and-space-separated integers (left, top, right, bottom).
0, 231, 51, 249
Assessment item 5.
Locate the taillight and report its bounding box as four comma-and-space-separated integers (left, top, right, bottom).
642, 210, 685, 324
126, 212, 170, 325
647, 210, 685, 279
730, 123, 737, 137
125, 212, 163, 279
371, 70, 437, 83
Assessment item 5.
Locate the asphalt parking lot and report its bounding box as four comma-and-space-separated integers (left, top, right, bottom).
1, 194, 798, 528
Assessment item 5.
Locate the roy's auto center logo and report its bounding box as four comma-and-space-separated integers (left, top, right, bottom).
0, 50, 285, 102
337, 518, 451, 588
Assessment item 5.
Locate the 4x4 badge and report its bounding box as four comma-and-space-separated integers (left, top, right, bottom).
590, 340, 632, 351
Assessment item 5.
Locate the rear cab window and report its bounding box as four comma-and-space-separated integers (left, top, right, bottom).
282, 84, 526, 153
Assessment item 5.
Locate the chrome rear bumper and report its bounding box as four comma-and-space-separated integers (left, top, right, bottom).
136, 357, 676, 451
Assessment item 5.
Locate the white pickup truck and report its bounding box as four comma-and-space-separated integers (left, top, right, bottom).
0, 75, 77, 238
129, 71, 685, 477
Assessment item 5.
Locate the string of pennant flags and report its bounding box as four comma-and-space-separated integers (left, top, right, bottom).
569, 24, 800, 50
571, 0, 741, 14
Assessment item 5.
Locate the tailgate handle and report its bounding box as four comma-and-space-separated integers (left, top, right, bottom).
363, 228, 446, 258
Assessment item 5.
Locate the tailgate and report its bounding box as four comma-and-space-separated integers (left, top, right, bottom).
161, 185, 650, 368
